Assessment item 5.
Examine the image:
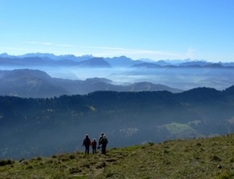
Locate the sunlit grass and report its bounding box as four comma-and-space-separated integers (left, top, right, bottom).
1, 134, 234, 178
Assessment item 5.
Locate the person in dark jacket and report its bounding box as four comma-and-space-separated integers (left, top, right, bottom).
82, 134, 91, 154
100, 135, 108, 155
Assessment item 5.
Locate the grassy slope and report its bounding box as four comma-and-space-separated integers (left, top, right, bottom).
1, 135, 234, 179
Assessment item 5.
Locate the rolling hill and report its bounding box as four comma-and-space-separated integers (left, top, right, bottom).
0, 69, 182, 97
0, 134, 234, 179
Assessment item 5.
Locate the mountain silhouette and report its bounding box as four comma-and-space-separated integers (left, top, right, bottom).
0, 69, 182, 97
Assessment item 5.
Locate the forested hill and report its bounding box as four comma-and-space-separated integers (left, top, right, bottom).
1, 86, 234, 159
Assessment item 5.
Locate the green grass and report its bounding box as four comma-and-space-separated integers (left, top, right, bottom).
1, 134, 234, 178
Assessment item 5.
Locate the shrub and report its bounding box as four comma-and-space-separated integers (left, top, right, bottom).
148, 142, 154, 146
36, 156, 42, 160
0, 159, 14, 166
69, 154, 76, 160
51, 155, 57, 158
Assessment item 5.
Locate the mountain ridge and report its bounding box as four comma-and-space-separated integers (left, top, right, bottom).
0, 69, 182, 98
1, 87, 234, 159
1, 53, 234, 68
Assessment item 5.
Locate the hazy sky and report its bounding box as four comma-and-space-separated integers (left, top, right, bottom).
1, 0, 234, 62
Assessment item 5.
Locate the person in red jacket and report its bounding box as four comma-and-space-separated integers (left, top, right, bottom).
82, 134, 91, 154
91, 138, 97, 154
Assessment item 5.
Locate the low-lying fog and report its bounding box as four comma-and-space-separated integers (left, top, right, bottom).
1, 66, 234, 90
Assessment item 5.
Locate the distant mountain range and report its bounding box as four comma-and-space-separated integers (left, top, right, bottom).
0, 69, 182, 98
1, 53, 234, 68
1, 53, 234, 96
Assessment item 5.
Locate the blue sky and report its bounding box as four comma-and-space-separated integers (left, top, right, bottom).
0, 0, 234, 62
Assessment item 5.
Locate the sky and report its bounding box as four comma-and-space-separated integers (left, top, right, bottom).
0, 0, 234, 62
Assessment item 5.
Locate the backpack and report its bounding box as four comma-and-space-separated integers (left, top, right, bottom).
101, 137, 108, 145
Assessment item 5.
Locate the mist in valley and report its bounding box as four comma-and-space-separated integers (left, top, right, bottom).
57, 67, 234, 90
2, 65, 233, 91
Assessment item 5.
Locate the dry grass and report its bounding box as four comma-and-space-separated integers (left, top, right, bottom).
1, 134, 234, 179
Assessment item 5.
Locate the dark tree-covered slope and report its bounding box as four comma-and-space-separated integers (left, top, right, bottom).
1, 87, 234, 159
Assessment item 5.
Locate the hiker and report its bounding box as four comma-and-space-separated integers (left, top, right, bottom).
100, 135, 108, 155
82, 134, 91, 154
98, 132, 104, 149
91, 138, 97, 154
